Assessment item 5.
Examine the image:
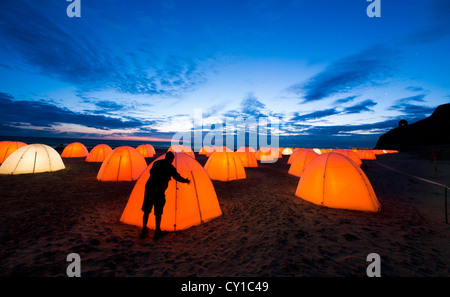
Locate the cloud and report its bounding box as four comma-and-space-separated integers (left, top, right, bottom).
333, 95, 358, 105
306, 119, 400, 135
202, 103, 227, 118
289, 45, 398, 102
0, 92, 146, 131
240, 93, 266, 116
405, 86, 428, 93
0, 1, 207, 96
291, 109, 339, 122
291, 99, 377, 122
389, 103, 435, 118
93, 100, 125, 112
401, 0, 450, 45
341, 99, 377, 114
222, 93, 273, 119
394, 94, 427, 104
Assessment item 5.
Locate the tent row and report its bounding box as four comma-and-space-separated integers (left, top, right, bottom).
60, 142, 156, 161
0, 140, 384, 234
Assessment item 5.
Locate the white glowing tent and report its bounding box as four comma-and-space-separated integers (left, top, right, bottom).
0, 144, 65, 175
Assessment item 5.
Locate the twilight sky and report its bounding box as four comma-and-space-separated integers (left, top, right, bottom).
0, 0, 449, 148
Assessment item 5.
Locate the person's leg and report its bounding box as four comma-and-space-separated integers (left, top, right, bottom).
154, 197, 165, 232
141, 212, 150, 237
155, 215, 162, 231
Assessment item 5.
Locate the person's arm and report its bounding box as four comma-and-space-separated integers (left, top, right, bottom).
170, 166, 190, 184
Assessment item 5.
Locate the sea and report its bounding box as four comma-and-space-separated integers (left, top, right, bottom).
0, 134, 378, 151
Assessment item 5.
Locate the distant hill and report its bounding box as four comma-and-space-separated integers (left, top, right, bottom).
375, 103, 450, 150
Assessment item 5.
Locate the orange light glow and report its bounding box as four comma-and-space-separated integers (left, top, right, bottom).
120, 152, 222, 231
236, 150, 258, 168
288, 149, 318, 177
168, 145, 195, 158
333, 149, 363, 167
97, 146, 147, 181
357, 149, 377, 160
0, 141, 27, 164
236, 147, 256, 153
295, 152, 380, 212
199, 145, 212, 155
61, 142, 89, 158
85, 144, 113, 162
136, 144, 156, 158
204, 152, 246, 181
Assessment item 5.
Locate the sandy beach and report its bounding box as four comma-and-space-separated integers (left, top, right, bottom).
0, 150, 449, 277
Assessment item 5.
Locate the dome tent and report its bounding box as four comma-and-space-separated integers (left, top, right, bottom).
288, 149, 318, 177
120, 152, 222, 232
204, 152, 246, 181
357, 149, 377, 160
256, 147, 275, 162
236, 147, 256, 153
61, 142, 89, 158
86, 144, 113, 162
236, 150, 258, 168
199, 146, 212, 155
334, 149, 362, 167
287, 148, 303, 164
206, 146, 233, 157
168, 145, 195, 158
282, 147, 294, 156
97, 146, 147, 181
136, 144, 155, 158
295, 152, 380, 212
0, 144, 65, 175
0, 141, 27, 164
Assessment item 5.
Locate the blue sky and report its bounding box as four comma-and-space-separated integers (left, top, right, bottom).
0, 0, 449, 148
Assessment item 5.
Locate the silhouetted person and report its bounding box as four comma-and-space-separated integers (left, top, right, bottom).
141, 151, 190, 239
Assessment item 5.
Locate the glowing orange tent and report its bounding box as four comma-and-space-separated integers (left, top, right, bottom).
199, 146, 212, 155
236, 147, 256, 153
204, 152, 246, 181
97, 146, 147, 181
334, 149, 362, 167
61, 142, 89, 158
357, 149, 377, 160
168, 145, 195, 158
86, 144, 113, 162
295, 152, 380, 212
0, 141, 27, 164
287, 148, 303, 164
288, 150, 318, 177
236, 150, 258, 168
120, 152, 222, 231
256, 147, 277, 162
136, 144, 155, 158
0, 144, 65, 175
206, 146, 233, 157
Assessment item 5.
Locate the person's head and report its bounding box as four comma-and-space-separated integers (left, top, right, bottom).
165, 151, 175, 163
